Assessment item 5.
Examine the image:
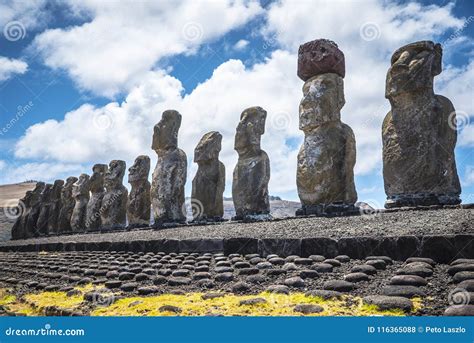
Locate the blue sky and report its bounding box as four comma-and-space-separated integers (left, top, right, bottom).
0, 0, 473, 208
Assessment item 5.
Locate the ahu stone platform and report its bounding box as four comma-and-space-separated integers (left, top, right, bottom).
0, 208, 472, 264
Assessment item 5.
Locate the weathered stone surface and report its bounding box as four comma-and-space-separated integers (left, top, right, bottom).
127, 155, 151, 226
305, 290, 343, 300
420, 235, 457, 264
151, 110, 187, 224
85, 164, 107, 231
232, 106, 271, 220
323, 280, 355, 292
258, 239, 302, 257
382, 41, 461, 208
389, 275, 428, 287
296, 72, 357, 215
344, 272, 369, 283
297, 39, 345, 81
47, 180, 64, 235
363, 295, 413, 313
381, 285, 426, 298
294, 304, 324, 314
444, 305, 474, 316
11, 190, 34, 240
191, 131, 225, 220
57, 177, 77, 234
36, 184, 53, 236
100, 160, 128, 229
266, 285, 290, 294
25, 182, 45, 238
71, 174, 90, 233
302, 238, 338, 258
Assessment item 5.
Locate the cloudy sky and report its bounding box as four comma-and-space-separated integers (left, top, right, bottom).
0, 0, 473, 208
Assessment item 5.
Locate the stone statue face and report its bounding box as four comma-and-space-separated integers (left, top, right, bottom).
89, 164, 108, 192
234, 107, 266, 152
386, 41, 442, 98
41, 184, 53, 202
299, 73, 344, 132
62, 176, 78, 198
51, 179, 64, 200
73, 174, 90, 196
128, 155, 150, 183
28, 182, 45, 206
152, 110, 182, 151
21, 190, 34, 208
105, 160, 126, 188
194, 131, 222, 162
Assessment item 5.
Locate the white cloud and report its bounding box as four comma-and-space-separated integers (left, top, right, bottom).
462, 165, 474, 186
0, 56, 27, 81
0, 0, 50, 29
32, 0, 263, 97
0, 162, 84, 185
0, 160, 6, 171
234, 39, 249, 51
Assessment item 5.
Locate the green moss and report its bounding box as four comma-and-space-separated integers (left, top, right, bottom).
92, 292, 409, 317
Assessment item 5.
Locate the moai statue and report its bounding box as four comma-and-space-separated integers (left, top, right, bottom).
36, 183, 53, 236
47, 179, 64, 235
151, 110, 187, 224
25, 182, 45, 238
86, 164, 108, 231
100, 160, 128, 229
232, 106, 271, 221
295, 39, 357, 216
127, 155, 151, 227
71, 174, 90, 232
57, 176, 78, 234
11, 191, 33, 240
191, 131, 225, 221
382, 41, 461, 208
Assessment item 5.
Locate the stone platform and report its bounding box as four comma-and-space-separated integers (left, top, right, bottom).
0, 208, 472, 263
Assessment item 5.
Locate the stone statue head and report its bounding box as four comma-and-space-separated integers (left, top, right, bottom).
89, 164, 108, 192
30, 182, 45, 206
104, 160, 126, 189
152, 110, 182, 151
33, 182, 45, 195
128, 155, 150, 183
62, 176, 78, 200
299, 73, 344, 132
73, 174, 90, 197
40, 184, 53, 203
386, 40, 442, 99
234, 106, 267, 153
194, 131, 222, 163
51, 179, 64, 201
22, 190, 34, 208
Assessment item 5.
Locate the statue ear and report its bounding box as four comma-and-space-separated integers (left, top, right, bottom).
432, 43, 442, 76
